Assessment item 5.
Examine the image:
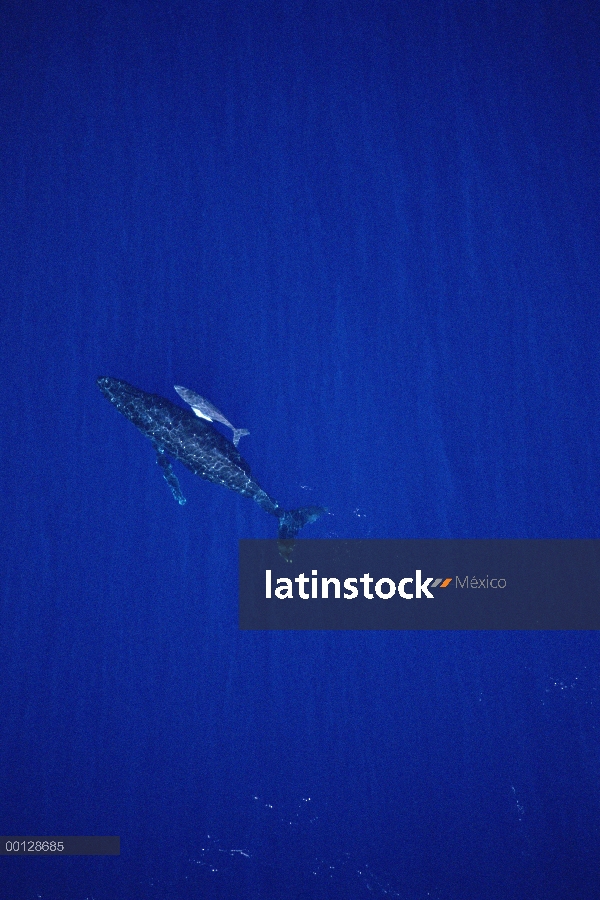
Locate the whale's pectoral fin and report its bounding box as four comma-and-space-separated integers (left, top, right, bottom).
155, 448, 186, 505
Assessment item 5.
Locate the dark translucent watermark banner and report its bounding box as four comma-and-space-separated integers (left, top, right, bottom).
239, 540, 600, 630
1, 836, 120, 855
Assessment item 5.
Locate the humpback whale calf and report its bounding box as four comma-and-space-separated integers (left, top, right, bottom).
97, 377, 325, 550
174, 384, 249, 447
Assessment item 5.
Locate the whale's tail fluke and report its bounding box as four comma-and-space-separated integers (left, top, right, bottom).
276, 505, 327, 562
277, 505, 326, 540
232, 427, 250, 447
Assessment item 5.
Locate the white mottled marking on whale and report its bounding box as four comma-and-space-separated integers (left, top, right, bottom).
191, 407, 213, 422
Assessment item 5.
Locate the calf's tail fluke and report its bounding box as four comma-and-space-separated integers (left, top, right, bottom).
232, 427, 250, 447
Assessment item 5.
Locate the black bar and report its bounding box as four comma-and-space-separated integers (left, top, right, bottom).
1, 837, 120, 856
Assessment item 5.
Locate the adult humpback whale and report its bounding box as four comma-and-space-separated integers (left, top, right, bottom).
97, 377, 325, 548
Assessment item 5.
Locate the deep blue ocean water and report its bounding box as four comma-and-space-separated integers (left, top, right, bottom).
1, 1, 599, 897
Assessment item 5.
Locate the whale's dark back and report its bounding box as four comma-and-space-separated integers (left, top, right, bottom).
97, 377, 326, 546
97, 377, 252, 480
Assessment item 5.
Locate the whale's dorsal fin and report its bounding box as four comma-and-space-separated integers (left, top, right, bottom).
174, 385, 250, 446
